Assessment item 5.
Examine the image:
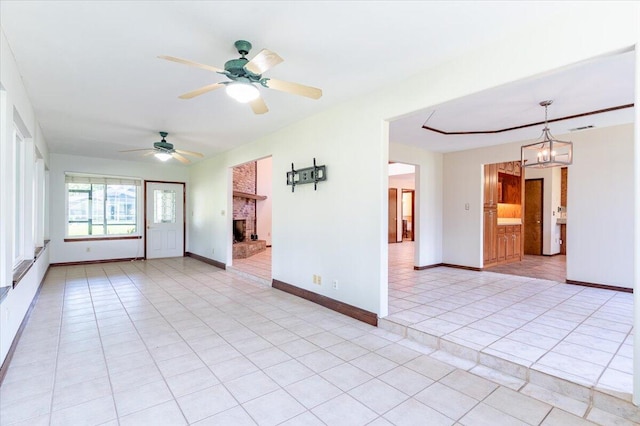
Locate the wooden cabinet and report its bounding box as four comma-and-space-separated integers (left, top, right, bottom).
484, 161, 523, 267
497, 226, 507, 263
496, 225, 522, 263
483, 208, 497, 265
484, 164, 498, 207
513, 161, 521, 177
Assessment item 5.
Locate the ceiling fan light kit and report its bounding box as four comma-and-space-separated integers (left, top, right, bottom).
521, 100, 573, 169
154, 152, 172, 162
226, 80, 260, 103
119, 132, 204, 164
159, 39, 322, 114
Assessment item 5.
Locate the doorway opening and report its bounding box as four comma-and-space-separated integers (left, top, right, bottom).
488, 167, 567, 282
230, 156, 272, 283
388, 162, 417, 276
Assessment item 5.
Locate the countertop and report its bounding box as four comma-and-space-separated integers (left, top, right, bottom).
497, 218, 522, 225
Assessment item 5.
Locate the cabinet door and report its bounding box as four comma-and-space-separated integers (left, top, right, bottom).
513, 227, 522, 259
483, 208, 497, 264
505, 233, 514, 260
484, 164, 498, 207
497, 226, 507, 262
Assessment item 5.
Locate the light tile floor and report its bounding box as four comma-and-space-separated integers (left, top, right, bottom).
384, 242, 637, 422
0, 256, 622, 425
230, 247, 272, 284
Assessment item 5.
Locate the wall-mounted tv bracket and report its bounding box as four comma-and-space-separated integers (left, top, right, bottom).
286, 158, 327, 192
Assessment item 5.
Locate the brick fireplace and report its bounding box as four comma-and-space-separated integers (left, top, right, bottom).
232, 161, 266, 259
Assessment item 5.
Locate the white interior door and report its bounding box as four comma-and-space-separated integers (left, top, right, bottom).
146, 182, 184, 259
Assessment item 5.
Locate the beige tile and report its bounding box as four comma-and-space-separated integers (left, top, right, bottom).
50, 395, 116, 426
587, 407, 638, 426
165, 366, 220, 397
414, 382, 477, 420
320, 363, 373, 392
378, 366, 434, 396
383, 398, 454, 426
403, 354, 456, 381
520, 384, 587, 417
177, 384, 239, 423
114, 380, 173, 416
191, 406, 257, 425
311, 393, 378, 426
285, 375, 342, 408
349, 378, 409, 414
459, 402, 528, 426
540, 408, 595, 426
119, 400, 187, 426
225, 371, 280, 403
243, 389, 306, 426
483, 386, 552, 424
440, 370, 498, 400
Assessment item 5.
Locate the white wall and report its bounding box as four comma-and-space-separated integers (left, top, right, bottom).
524, 166, 562, 255
0, 28, 51, 367
49, 153, 189, 263
256, 156, 273, 246
190, 104, 389, 316
566, 124, 634, 288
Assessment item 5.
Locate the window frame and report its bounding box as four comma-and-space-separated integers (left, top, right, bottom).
64, 174, 142, 240
12, 126, 25, 268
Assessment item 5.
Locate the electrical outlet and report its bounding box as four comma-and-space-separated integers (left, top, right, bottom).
465, 203, 470, 210
332, 280, 338, 289
317, 275, 322, 285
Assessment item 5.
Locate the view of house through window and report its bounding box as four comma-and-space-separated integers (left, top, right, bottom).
66, 174, 140, 236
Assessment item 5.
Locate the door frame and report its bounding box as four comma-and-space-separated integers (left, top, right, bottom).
524, 178, 544, 255
144, 180, 186, 259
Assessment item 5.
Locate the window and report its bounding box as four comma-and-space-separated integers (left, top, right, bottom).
13, 127, 25, 266
65, 174, 141, 237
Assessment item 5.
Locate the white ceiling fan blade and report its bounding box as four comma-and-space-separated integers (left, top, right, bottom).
119, 148, 154, 153
250, 97, 269, 115
178, 83, 225, 99
245, 49, 283, 75
171, 152, 190, 164
266, 78, 322, 99
175, 149, 204, 158
158, 55, 224, 73
143, 151, 157, 157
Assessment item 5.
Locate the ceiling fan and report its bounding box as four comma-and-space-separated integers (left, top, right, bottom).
120, 132, 204, 164
159, 40, 322, 114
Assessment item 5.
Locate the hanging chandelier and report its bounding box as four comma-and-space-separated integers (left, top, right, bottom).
521, 100, 573, 168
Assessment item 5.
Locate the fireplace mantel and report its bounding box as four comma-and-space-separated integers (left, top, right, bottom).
233, 191, 267, 201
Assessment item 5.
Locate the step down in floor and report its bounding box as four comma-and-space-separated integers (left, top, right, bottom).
378, 317, 640, 424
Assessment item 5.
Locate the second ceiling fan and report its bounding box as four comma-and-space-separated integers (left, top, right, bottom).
160, 40, 322, 114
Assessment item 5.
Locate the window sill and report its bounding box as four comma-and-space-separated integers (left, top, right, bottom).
64, 235, 142, 242
12, 259, 34, 289
0, 287, 9, 303
11, 240, 50, 291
